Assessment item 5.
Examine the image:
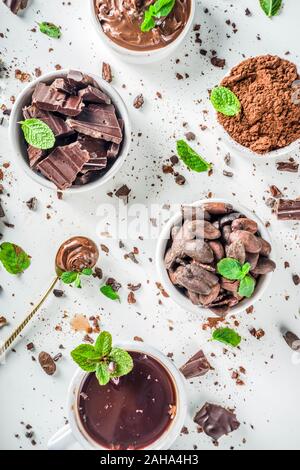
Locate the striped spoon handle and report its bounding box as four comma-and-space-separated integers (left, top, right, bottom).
0, 277, 59, 358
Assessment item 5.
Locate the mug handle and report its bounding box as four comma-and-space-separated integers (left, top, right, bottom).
47, 425, 79, 450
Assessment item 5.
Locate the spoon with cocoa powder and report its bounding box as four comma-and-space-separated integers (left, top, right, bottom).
0, 236, 99, 358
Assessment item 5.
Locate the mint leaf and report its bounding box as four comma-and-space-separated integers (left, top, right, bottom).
70, 345, 100, 372
95, 331, 112, 358
210, 86, 241, 117
82, 268, 93, 276
239, 275, 256, 298
100, 285, 120, 301
240, 262, 251, 279
217, 258, 243, 280
141, 6, 156, 32
141, 0, 176, 32
20, 119, 55, 150
60, 271, 77, 284
212, 328, 241, 347
109, 348, 134, 378
95, 363, 110, 386
39, 22, 61, 38
259, 0, 282, 17
74, 274, 82, 289
0, 243, 31, 275
176, 140, 212, 173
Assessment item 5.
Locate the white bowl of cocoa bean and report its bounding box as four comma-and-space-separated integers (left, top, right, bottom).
156, 199, 276, 317
9, 69, 131, 194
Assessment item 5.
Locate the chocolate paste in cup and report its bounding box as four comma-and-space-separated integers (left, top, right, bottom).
77, 351, 177, 450
55, 236, 99, 274
95, 0, 192, 52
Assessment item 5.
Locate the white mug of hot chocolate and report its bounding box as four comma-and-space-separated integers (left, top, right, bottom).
47, 342, 187, 450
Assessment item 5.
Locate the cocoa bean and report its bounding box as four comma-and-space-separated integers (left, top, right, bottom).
187, 290, 201, 305
231, 218, 258, 234
38, 352, 56, 376
219, 212, 242, 228
251, 257, 276, 275
202, 202, 233, 215
222, 225, 232, 244
226, 240, 246, 264
229, 230, 262, 253
260, 238, 272, 256
220, 278, 239, 293
245, 252, 259, 270
199, 283, 221, 306
174, 264, 219, 295
178, 220, 221, 241
183, 240, 214, 264
208, 241, 225, 261
182, 206, 211, 221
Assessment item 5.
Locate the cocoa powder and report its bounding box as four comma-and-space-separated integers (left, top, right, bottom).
218, 55, 300, 154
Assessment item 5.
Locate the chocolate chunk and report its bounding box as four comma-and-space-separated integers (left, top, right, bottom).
276, 199, 300, 220
185, 132, 196, 141
283, 331, 300, 351
0, 201, 5, 218
23, 104, 74, 137
67, 104, 122, 144
67, 70, 99, 90
102, 63, 112, 83
74, 172, 94, 186
107, 119, 124, 158
180, 350, 212, 379
26, 342, 34, 351
293, 274, 300, 286
26, 197, 37, 211
276, 160, 299, 173
3, 0, 28, 14
37, 141, 90, 190
32, 82, 84, 117
211, 57, 226, 68
133, 94, 144, 109
175, 174, 186, 185
38, 352, 56, 375
194, 403, 240, 441
53, 289, 64, 298
78, 86, 111, 105
27, 146, 46, 168
0, 316, 7, 328
115, 184, 131, 202
50, 78, 77, 95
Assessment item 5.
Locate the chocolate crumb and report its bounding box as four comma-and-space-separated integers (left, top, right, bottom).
102, 62, 112, 83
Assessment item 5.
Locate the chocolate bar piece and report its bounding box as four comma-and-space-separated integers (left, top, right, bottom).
107, 119, 124, 157
67, 104, 122, 144
74, 171, 94, 186
23, 104, 74, 138
276, 160, 299, 173
27, 146, 46, 168
79, 136, 108, 172
78, 86, 111, 105
276, 199, 300, 220
180, 350, 212, 379
50, 78, 77, 95
194, 403, 240, 441
67, 70, 99, 90
3, 0, 28, 14
32, 83, 84, 117
37, 142, 90, 190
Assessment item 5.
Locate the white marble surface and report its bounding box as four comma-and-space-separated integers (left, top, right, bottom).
0, 0, 299, 451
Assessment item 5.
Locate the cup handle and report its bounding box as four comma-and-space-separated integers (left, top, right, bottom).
47, 425, 78, 450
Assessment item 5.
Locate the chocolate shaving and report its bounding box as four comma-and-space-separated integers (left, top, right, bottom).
194, 403, 240, 441
180, 350, 212, 379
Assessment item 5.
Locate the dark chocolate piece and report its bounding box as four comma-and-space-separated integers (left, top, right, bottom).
107, 119, 124, 157
37, 141, 90, 190
276, 199, 300, 220
50, 78, 77, 95
79, 136, 108, 171
276, 160, 299, 173
283, 331, 300, 351
0, 201, 5, 218
67, 104, 122, 143
78, 85, 111, 105
74, 172, 94, 186
180, 350, 212, 379
23, 104, 74, 137
102, 63, 112, 83
67, 70, 99, 90
3, 0, 28, 14
32, 83, 84, 117
27, 146, 46, 168
194, 403, 240, 441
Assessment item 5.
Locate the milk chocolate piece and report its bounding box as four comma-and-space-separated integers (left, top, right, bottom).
107, 119, 124, 157
283, 331, 300, 351
32, 83, 84, 117
194, 403, 240, 441
67, 104, 122, 143
276, 199, 300, 220
78, 86, 111, 105
23, 104, 74, 137
180, 350, 212, 379
27, 146, 46, 168
3, 0, 28, 14
37, 142, 90, 190
50, 78, 77, 95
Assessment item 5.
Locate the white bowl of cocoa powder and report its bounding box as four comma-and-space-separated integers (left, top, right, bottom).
213, 55, 300, 159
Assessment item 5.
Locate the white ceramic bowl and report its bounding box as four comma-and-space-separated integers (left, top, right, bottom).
47, 341, 188, 451
90, 0, 196, 64
156, 198, 275, 317
9, 69, 131, 194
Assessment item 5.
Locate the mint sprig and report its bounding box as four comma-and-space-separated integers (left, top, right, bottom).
176, 140, 212, 173
71, 331, 133, 386
20, 119, 55, 150
210, 86, 241, 117
60, 268, 93, 289
0, 242, 31, 275
39, 22, 61, 39
141, 0, 176, 32
259, 0, 282, 17
100, 284, 120, 302
217, 258, 256, 298
212, 328, 241, 347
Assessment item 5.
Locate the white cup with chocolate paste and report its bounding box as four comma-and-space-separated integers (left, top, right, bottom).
156, 199, 276, 318
47, 342, 187, 450
9, 69, 131, 194
212, 55, 300, 160
90, 0, 196, 64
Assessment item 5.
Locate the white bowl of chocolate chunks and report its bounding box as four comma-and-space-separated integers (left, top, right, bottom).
9, 69, 131, 193
156, 199, 277, 317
